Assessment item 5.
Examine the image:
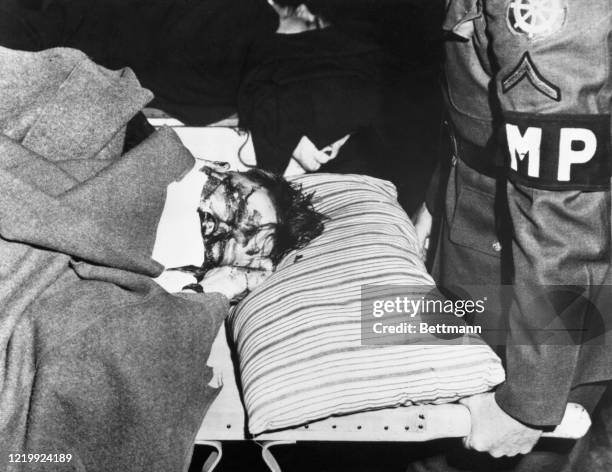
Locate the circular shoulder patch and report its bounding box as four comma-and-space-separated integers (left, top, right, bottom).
507, 0, 567, 39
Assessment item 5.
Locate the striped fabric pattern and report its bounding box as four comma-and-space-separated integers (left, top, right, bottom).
229, 174, 505, 434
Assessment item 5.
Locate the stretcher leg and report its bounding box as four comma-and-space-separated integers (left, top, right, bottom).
198, 440, 223, 472
261, 440, 296, 472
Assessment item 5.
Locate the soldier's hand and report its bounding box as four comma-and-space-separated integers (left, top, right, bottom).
412, 203, 432, 262
460, 393, 542, 458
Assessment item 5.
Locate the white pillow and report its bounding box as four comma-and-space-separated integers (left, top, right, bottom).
229, 174, 505, 434
152, 162, 206, 292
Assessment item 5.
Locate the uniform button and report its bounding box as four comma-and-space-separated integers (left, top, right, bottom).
492, 241, 502, 252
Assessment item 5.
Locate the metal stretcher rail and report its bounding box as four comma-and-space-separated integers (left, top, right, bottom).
195, 327, 591, 472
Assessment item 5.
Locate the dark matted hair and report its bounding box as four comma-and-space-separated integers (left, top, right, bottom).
244, 168, 326, 264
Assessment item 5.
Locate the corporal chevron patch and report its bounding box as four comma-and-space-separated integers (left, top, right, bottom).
501, 52, 561, 101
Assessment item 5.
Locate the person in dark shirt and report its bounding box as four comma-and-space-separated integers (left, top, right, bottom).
0, 0, 328, 124
1, 0, 437, 213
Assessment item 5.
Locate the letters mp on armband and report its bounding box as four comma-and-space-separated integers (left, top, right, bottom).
504, 112, 611, 191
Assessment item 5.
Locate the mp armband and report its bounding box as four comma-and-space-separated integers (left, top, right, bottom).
503, 112, 611, 191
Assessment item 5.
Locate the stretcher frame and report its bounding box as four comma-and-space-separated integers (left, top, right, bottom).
160, 123, 590, 472
194, 324, 589, 472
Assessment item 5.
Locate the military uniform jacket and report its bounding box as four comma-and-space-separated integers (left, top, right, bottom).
443, 0, 612, 427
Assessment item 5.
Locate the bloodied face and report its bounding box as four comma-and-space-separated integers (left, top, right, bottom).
197, 167, 278, 271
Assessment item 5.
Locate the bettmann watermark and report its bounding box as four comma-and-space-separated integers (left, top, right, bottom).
361, 284, 612, 346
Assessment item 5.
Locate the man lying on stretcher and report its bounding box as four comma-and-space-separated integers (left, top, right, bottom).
152, 161, 326, 302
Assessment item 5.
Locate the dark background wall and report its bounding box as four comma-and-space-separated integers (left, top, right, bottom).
329, 0, 445, 214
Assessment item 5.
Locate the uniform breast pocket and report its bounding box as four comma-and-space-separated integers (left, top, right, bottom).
443, 0, 481, 33
449, 182, 502, 258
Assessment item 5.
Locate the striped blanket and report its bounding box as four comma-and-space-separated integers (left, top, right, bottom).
230, 174, 505, 434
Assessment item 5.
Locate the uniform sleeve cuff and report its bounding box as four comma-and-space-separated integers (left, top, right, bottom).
495, 382, 566, 427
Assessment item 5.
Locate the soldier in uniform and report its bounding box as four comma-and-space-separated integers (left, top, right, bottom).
412, 0, 611, 469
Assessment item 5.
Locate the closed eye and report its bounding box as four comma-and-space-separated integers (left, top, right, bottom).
198, 210, 219, 236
